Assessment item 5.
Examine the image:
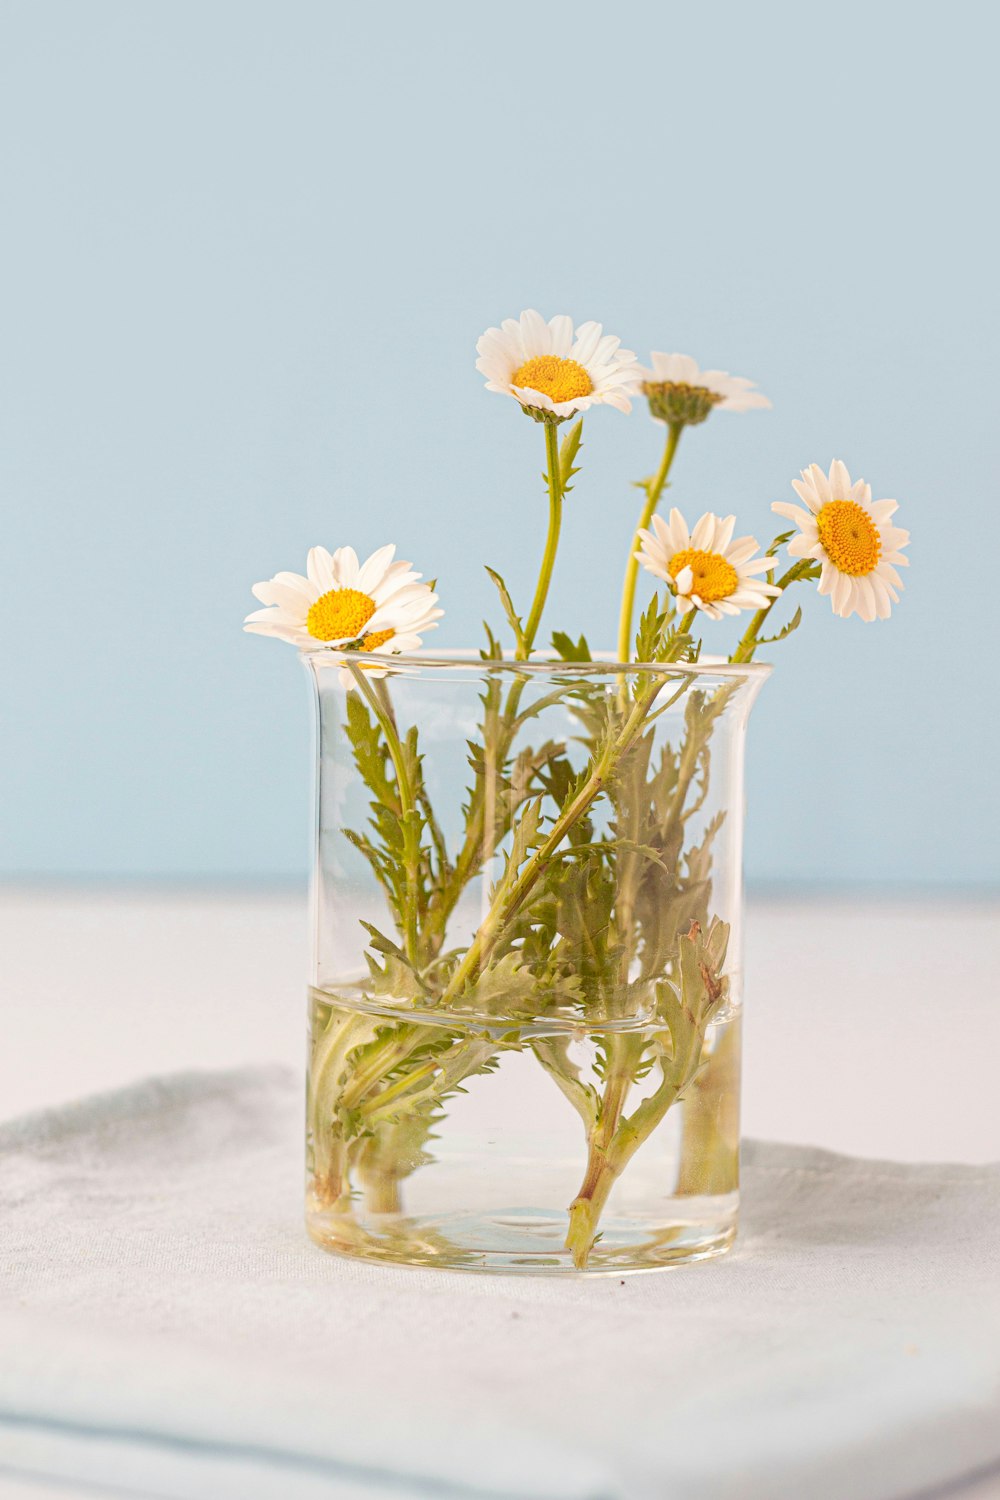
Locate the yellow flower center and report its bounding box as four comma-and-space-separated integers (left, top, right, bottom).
511, 355, 593, 405
361, 628, 394, 651
668, 548, 739, 602
816, 500, 881, 576
306, 587, 376, 642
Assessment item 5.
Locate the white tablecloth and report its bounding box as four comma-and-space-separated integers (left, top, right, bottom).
3, 888, 999, 1162
2, 1064, 999, 1500
2, 889, 999, 1499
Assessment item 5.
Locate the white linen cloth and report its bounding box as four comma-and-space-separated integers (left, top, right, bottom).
1, 1066, 998, 1500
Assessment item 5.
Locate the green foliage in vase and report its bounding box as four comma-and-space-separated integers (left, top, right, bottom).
248, 310, 911, 1266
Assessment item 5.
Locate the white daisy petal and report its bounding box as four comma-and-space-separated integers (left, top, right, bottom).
715, 515, 736, 553
244, 606, 286, 626
251, 580, 311, 616
329, 547, 359, 587
808, 465, 832, 504
371, 568, 420, 604
855, 575, 877, 623
741, 554, 780, 575
829, 459, 852, 498
727, 538, 760, 565
791, 476, 824, 514
690, 512, 714, 550
519, 309, 550, 360
772, 500, 811, 526
269, 570, 314, 599
670, 354, 699, 384
570, 323, 604, 367
306, 547, 335, 591
547, 314, 573, 357
665, 508, 690, 552
869, 574, 893, 619
831, 571, 851, 616
357, 544, 398, 592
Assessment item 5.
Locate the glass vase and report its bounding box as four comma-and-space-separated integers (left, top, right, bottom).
303, 649, 769, 1274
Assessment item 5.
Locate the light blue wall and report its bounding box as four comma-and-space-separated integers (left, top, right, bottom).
2, 0, 997, 885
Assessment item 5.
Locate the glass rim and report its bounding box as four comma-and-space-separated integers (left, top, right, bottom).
300, 645, 773, 680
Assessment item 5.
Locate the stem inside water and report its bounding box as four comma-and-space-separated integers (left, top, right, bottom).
308, 993, 741, 1271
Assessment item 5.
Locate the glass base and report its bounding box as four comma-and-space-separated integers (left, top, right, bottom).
306, 1191, 738, 1274
306, 1008, 741, 1275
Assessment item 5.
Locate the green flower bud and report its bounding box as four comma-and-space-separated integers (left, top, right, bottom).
643, 381, 723, 427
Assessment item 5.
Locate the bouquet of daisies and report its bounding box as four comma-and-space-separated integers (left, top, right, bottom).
246, 310, 909, 1270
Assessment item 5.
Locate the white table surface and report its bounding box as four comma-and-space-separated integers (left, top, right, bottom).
2, 886, 999, 1500
3, 886, 998, 1161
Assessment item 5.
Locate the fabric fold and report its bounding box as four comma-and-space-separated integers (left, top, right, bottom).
1, 1066, 998, 1500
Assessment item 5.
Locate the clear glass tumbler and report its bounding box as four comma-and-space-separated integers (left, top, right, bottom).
303, 649, 769, 1273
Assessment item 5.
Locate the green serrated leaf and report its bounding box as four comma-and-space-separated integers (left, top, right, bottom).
484, 566, 525, 652
558, 418, 584, 490
634, 593, 667, 663
480, 621, 504, 660
344, 693, 393, 805
359, 922, 428, 1003
551, 630, 592, 662
766, 528, 795, 556
756, 604, 803, 646
504, 796, 545, 875
453, 951, 538, 1015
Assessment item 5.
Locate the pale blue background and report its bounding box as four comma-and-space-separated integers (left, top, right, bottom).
2, 0, 997, 885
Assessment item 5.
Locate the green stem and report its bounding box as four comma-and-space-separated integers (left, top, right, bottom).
360, 1035, 498, 1127
676, 1018, 741, 1195
730, 559, 813, 663
424, 670, 527, 952
307, 1005, 381, 1203
349, 668, 415, 819
617, 422, 683, 663
440, 668, 689, 1005
337, 1025, 425, 1113
520, 421, 563, 659
677, 606, 697, 639
348, 665, 420, 962
565, 1022, 706, 1267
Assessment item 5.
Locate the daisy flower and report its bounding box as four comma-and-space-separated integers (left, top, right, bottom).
636, 509, 781, 620
772, 460, 909, 621
476, 309, 642, 422
640, 353, 771, 426
244, 544, 442, 684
